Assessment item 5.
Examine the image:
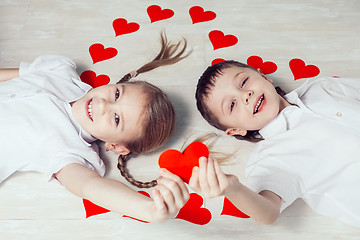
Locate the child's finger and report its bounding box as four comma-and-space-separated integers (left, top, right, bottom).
198, 157, 211, 193
156, 184, 177, 214
159, 169, 189, 199
189, 166, 200, 191
206, 158, 220, 191
157, 177, 188, 209
152, 188, 167, 214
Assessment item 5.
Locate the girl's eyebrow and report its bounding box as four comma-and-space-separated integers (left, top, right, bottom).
119, 85, 125, 132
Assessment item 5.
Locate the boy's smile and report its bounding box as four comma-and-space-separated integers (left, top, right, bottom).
205, 66, 290, 136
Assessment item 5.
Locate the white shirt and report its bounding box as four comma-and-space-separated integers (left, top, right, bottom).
245, 77, 360, 228
0, 55, 106, 183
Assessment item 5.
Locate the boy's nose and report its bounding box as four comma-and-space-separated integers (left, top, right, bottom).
241, 90, 253, 105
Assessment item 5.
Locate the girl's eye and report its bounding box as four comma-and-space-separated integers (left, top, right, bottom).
241, 78, 248, 87
230, 100, 236, 112
115, 89, 120, 100
115, 114, 120, 125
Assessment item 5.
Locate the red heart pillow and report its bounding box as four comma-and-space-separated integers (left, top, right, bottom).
158, 142, 209, 183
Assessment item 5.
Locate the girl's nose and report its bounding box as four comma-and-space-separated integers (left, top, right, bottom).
97, 98, 108, 115
241, 90, 253, 105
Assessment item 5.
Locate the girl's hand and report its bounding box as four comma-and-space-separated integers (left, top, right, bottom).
149, 169, 190, 223
189, 157, 240, 199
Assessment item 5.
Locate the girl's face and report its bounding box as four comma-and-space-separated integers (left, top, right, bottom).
72, 83, 147, 152
205, 66, 290, 136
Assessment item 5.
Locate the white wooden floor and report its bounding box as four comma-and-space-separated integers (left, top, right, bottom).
1, 0, 360, 239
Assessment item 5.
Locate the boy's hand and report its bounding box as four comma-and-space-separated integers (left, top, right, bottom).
149, 169, 190, 223
189, 157, 239, 199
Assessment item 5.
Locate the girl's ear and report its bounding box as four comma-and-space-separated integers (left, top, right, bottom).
225, 128, 247, 137
105, 143, 130, 155
257, 68, 273, 84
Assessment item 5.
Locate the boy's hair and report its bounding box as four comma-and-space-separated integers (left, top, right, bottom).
195, 60, 286, 143
116, 31, 191, 188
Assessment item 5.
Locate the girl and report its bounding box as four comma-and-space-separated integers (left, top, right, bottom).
191, 60, 360, 228
0, 33, 191, 223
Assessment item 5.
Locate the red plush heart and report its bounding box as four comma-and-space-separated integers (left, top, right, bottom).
189, 6, 216, 24
158, 142, 209, 184
209, 30, 238, 50
113, 18, 140, 36
80, 70, 110, 88
83, 199, 110, 218
147, 5, 174, 23
89, 43, 118, 64
221, 197, 250, 218
289, 58, 320, 81
247, 56, 277, 75
211, 58, 225, 65
175, 193, 212, 225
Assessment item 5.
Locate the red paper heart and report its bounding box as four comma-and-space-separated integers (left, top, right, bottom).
221, 197, 250, 218
83, 199, 110, 218
289, 58, 320, 81
158, 142, 209, 184
209, 30, 238, 50
89, 43, 118, 64
211, 58, 225, 65
80, 70, 110, 88
247, 56, 277, 75
123, 191, 150, 223
113, 18, 140, 36
189, 6, 216, 24
175, 193, 212, 225
147, 5, 174, 23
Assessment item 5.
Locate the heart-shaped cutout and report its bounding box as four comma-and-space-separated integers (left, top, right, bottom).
147, 5, 174, 23
221, 197, 250, 218
89, 43, 118, 64
289, 58, 320, 81
247, 56, 277, 75
80, 70, 110, 88
211, 58, 226, 65
175, 193, 212, 225
158, 142, 209, 184
113, 18, 140, 36
189, 6, 216, 24
209, 30, 238, 50
83, 199, 110, 218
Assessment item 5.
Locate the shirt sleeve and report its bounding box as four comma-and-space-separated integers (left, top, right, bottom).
245, 152, 304, 212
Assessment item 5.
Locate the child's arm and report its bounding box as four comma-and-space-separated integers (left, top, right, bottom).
0, 69, 19, 82
55, 163, 189, 223
189, 157, 281, 225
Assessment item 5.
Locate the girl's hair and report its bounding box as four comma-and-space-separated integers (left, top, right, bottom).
116, 31, 191, 188
195, 60, 286, 143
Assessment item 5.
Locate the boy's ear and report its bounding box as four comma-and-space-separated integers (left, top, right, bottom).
257, 68, 273, 84
225, 128, 247, 137
105, 143, 130, 155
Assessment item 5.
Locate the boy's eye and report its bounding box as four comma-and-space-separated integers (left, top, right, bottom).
115, 89, 120, 100
230, 100, 236, 112
115, 114, 120, 125
241, 78, 248, 87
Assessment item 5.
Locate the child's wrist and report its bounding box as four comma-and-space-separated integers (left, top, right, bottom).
224, 175, 241, 197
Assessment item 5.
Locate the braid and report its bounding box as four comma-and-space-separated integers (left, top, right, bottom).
117, 154, 158, 188
117, 73, 132, 84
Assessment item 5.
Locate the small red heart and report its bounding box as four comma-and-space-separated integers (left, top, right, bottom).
247, 56, 277, 75
113, 18, 140, 36
211, 58, 226, 65
80, 70, 110, 88
221, 197, 250, 218
147, 5, 174, 23
123, 191, 150, 223
83, 199, 110, 218
89, 43, 118, 64
158, 142, 209, 184
189, 6, 216, 24
289, 58, 320, 81
209, 30, 238, 50
175, 193, 212, 225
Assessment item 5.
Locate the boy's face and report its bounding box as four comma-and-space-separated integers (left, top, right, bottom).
205, 66, 289, 136
72, 83, 147, 152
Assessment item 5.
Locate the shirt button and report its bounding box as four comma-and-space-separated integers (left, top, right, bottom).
336, 112, 342, 117
10, 94, 16, 98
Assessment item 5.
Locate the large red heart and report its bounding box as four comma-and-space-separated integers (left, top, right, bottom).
83, 199, 110, 218
89, 43, 118, 64
189, 6, 216, 24
113, 18, 140, 36
289, 58, 320, 81
80, 70, 110, 88
158, 142, 209, 184
209, 30, 238, 50
147, 5, 174, 23
221, 197, 250, 218
247, 56, 277, 75
175, 193, 212, 225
